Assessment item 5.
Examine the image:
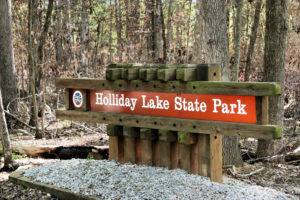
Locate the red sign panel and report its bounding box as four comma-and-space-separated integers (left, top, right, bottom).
72, 90, 257, 124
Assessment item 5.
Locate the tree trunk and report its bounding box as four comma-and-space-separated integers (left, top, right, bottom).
127, 0, 140, 62
153, 0, 163, 62
115, 0, 123, 62
62, 0, 71, 69
28, 0, 40, 139
257, 0, 288, 157
54, 0, 63, 66
145, 0, 154, 62
232, 0, 244, 81
0, 0, 17, 114
158, 0, 167, 63
0, 0, 17, 171
166, 0, 174, 61
192, 0, 242, 166
80, 0, 89, 71
244, 0, 262, 82
108, 0, 113, 63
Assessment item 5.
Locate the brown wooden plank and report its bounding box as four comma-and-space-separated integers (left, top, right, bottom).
123, 127, 140, 164
136, 137, 142, 165
106, 68, 122, 80
157, 69, 176, 81
171, 142, 178, 169
153, 140, 160, 167
55, 78, 281, 96
56, 110, 282, 139
124, 137, 136, 163
158, 130, 177, 142
65, 89, 70, 110
176, 68, 197, 81
190, 141, 199, 174
109, 136, 118, 161
82, 90, 88, 111
198, 134, 210, 177
140, 128, 158, 166
159, 142, 171, 168
141, 139, 153, 165
107, 125, 124, 162
178, 132, 197, 145
178, 144, 190, 172
209, 134, 223, 183
262, 96, 269, 125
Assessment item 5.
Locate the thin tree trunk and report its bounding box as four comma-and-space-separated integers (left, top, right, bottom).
55, 0, 63, 66
192, 0, 242, 167
257, 0, 288, 157
186, 0, 192, 63
175, 3, 182, 62
37, 0, 54, 90
108, 0, 113, 63
158, 0, 167, 63
244, 0, 262, 82
115, 0, 123, 62
127, 0, 140, 62
62, 0, 71, 69
28, 0, 40, 139
80, 0, 89, 71
0, 89, 17, 171
232, 0, 244, 81
166, 0, 174, 61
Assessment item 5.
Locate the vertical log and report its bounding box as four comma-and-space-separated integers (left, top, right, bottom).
123, 126, 140, 163
107, 125, 124, 162
140, 128, 158, 166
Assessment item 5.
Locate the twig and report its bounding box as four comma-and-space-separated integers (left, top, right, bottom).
286, 159, 300, 164
229, 165, 265, 178
4, 110, 50, 134
4, 110, 36, 130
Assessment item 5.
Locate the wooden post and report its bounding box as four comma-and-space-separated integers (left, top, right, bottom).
178, 132, 197, 173
140, 128, 158, 166
159, 130, 177, 169
65, 89, 70, 110
197, 65, 223, 182
123, 126, 140, 164
107, 125, 124, 162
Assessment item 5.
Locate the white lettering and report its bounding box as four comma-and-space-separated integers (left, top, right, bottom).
237, 100, 247, 114
174, 97, 182, 110
95, 93, 103, 105
212, 99, 222, 113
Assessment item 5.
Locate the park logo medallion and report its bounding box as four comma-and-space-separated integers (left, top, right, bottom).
73, 90, 83, 108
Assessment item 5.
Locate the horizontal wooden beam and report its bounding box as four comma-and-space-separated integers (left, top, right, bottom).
56, 78, 281, 96
56, 110, 282, 140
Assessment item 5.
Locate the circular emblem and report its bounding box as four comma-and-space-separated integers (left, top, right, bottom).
73, 91, 83, 108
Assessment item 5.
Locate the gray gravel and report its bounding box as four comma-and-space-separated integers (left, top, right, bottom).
23, 159, 297, 200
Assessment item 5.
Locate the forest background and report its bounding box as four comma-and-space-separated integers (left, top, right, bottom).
0, 0, 299, 187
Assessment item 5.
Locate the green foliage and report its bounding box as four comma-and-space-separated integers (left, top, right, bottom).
86, 153, 94, 160
12, 153, 27, 160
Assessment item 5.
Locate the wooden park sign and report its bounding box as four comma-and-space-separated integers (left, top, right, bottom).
55, 64, 282, 183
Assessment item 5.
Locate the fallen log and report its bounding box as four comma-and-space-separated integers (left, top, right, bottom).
10, 145, 109, 160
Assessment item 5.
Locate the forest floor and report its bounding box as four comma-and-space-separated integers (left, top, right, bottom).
0, 122, 299, 200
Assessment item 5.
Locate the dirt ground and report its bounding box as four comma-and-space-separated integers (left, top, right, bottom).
1, 125, 299, 199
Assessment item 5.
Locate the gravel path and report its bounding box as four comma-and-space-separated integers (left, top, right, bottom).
23, 159, 297, 200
